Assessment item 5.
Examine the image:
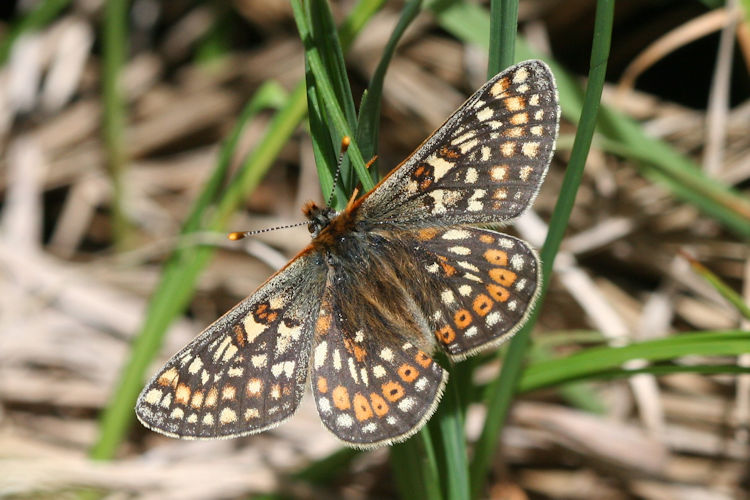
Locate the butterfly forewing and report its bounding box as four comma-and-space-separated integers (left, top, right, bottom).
360, 60, 559, 227
136, 253, 326, 438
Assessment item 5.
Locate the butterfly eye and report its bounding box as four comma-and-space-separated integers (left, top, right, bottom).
307, 223, 316, 234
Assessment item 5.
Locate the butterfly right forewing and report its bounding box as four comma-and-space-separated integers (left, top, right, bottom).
359, 60, 559, 227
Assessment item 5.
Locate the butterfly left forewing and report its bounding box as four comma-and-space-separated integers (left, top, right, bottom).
136, 252, 327, 438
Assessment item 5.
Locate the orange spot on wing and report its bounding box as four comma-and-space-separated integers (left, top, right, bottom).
454, 309, 473, 328
490, 268, 517, 287
370, 393, 389, 416
344, 338, 368, 362
510, 112, 529, 125
487, 284, 510, 302
175, 383, 191, 405
472, 294, 493, 317
437, 325, 456, 344
353, 393, 374, 421
205, 387, 218, 407
440, 145, 462, 159
479, 234, 494, 244
382, 381, 405, 402
484, 249, 508, 266
233, 324, 245, 347
333, 385, 351, 410
317, 376, 328, 394
437, 256, 457, 276
398, 364, 419, 383
415, 351, 432, 368
505, 96, 526, 112
190, 390, 204, 409
418, 228, 439, 240
316, 311, 331, 334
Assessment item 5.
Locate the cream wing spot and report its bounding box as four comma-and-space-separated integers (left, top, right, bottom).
522, 142, 540, 158
220, 408, 237, 424
144, 389, 162, 405
476, 107, 493, 121
314, 340, 328, 369
513, 66, 529, 83
443, 229, 470, 240
188, 357, 203, 374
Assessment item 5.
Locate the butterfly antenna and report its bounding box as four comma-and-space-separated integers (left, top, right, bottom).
326, 136, 351, 208
228, 221, 309, 241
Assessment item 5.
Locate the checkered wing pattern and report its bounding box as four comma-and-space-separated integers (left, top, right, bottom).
136, 253, 326, 438
309, 285, 447, 448
359, 60, 559, 226
399, 227, 540, 360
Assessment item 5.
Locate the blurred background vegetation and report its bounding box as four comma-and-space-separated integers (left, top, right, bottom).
1, 0, 749, 499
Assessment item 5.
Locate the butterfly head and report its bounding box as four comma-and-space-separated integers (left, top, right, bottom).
303, 201, 338, 238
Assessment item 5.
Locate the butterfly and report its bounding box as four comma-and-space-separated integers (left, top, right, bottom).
136, 60, 560, 448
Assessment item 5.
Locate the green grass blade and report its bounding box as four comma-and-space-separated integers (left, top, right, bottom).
428, 364, 470, 500
291, 0, 375, 192
90, 82, 304, 460
102, 0, 130, 251
467, 0, 615, 496
305, 62, 348, 209
308, 0, 359, 193
519, 330, 750, 392
391, 428, 443, 500
356, 0, 422, 165
676, 252, 750, 320
0, 0, 72, 65
595, 129, 750, 239
487, 0, 518, 76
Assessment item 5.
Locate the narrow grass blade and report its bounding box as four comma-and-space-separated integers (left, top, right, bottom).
678, 251, 750, 320
487, 0, 518, 76
427, 362, 470, 500
520, 330, 750, 392
102, 0, 130, 250
291, 0, 375, 192
308, 0, 359, 193
356, 0, 422, 165
391, 428, 443, 500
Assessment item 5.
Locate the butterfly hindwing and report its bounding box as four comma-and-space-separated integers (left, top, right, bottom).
136, 252, 327, 438
395, 226, 541, 360
309, 278, 447, 448
360, 60, 559, 226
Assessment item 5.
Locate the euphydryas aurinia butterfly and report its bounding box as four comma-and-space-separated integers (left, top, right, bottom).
136, 60, 560, 448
